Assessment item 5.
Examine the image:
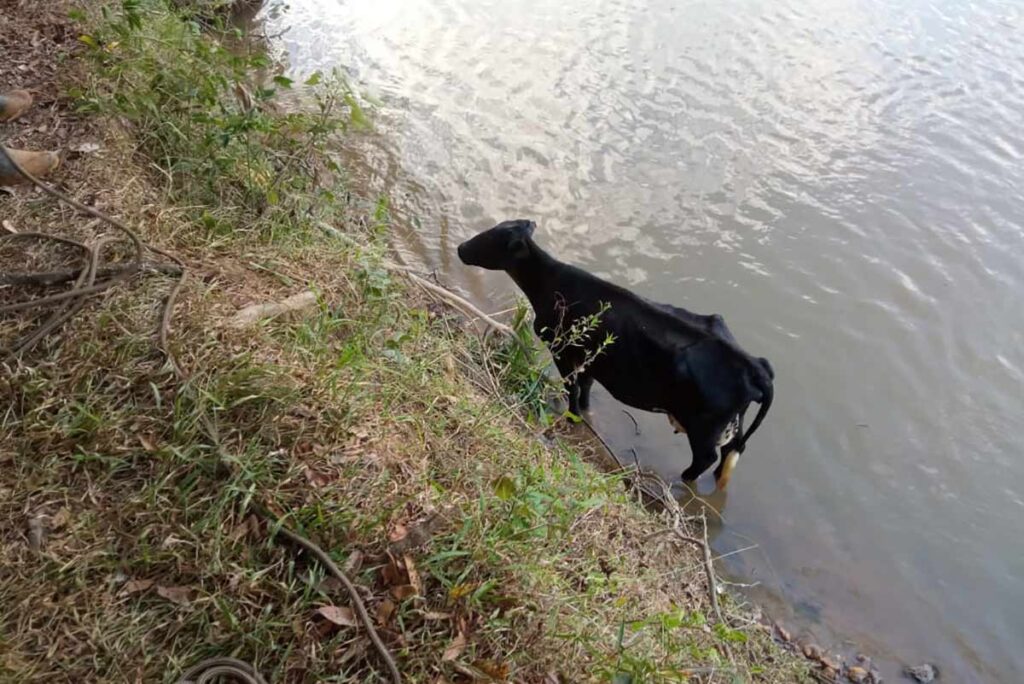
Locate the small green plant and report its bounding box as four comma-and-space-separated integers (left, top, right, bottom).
488, 299, 615, 423
542, 299, 616, 395
486, 301, 557, 422
71, 0, 369, 239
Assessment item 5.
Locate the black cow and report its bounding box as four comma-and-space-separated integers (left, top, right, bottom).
457, 219, 774, 489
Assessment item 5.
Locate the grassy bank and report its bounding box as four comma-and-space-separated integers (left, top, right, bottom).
1, 1, 808, 682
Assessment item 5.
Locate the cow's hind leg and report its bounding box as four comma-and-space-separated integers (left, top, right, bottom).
714, 411, 745, 490
680, 420, 727, 484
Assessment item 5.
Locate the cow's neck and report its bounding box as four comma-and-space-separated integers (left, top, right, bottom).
506, 241, 560, 311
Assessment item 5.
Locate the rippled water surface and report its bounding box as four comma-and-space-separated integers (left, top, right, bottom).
266, 0, 1024, 680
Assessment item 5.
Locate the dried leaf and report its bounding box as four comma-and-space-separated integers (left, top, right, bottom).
121, 579, 154, 595
303, 466, 331, 488
376, 598, 396, 626
381, 556, 405, 587
70, 141, 101, 154
27, 515, 44, 551
49, 508, 71, 531
423, 611, 451, 621
390, 584, 416, 600
316, 605, 357, 627
388, 510, 451, 554
138, 433, 157, 452
404, 554, 422, 596
388, 523, 409, 543
474, 659, 510, 680
1, 219, 16, 234
342, 549, 364, 576
338, 637, 370, 665
156, 585, 193, 605
318, 575, 343, 594
442, 631, 467, 662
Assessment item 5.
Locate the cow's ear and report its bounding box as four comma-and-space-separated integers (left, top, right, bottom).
508, 235, 530, 259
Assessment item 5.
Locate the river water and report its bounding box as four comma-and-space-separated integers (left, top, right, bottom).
263, 0, 1024, 681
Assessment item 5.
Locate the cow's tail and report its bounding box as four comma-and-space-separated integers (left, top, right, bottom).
716, 360, 770, 489
741, 358, 770, 454
738, 357, 774, 453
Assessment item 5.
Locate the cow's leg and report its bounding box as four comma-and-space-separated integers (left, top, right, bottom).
554, 359, 583, 415
680, 418, 729, 484
714, 409, 746, 490
575, 373, 595, 411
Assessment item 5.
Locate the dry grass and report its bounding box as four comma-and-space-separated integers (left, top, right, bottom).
1, 2, 810, 682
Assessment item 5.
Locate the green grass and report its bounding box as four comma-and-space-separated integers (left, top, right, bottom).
0, 1, 809, 682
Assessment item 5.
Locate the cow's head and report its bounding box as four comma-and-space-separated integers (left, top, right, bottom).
457, 219, 536, 271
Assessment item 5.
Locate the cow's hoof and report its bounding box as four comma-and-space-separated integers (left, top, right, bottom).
0, 148, 61, 185
0, 90, 33, 122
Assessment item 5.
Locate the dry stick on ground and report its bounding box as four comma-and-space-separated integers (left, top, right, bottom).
0, 261, 182, 287
579, 415, 672, 504
403, 269, 513, 336
268, 518, 403, 684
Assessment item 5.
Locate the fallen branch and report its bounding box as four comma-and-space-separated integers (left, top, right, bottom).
12, 235, 116, 357
701, 510, 728, 635
227, 290, 318, 328
0, 261, 180, 287
401, 270, 513, 336
670, 509, 736, 667
606, 444, 736, 666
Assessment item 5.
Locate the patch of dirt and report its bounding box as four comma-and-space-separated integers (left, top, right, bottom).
0, 1, 79, 151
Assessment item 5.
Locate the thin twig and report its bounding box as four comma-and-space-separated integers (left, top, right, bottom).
0, 261, 180, 287
402, 270, 513, 336
316, 219, 515, 338
268, 518, 403, 684
701, 509, 736, 666
11, 236, 117, 357
621, 408, 641, 435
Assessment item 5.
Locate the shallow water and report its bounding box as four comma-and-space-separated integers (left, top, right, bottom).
265, 0, 1024, 680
